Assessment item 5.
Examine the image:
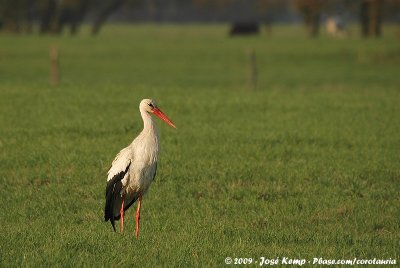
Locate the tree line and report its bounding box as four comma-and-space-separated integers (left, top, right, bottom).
0, 0, 126, 35
0, 0, 398, 37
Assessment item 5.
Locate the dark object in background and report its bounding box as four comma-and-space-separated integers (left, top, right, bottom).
229, 22, 260, 36
40, 0, 88, 35
92, 0, 127, 35
293, 0, 323, 38
360, 0, 383, 37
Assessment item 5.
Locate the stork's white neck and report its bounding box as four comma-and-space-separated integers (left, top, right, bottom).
137, 109, 160, 159
140, 109, 158, 135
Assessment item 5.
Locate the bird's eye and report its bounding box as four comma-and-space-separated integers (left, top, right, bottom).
148, 103, 154, 108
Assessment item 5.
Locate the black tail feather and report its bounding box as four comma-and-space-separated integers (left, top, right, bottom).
104, 162, 131, 231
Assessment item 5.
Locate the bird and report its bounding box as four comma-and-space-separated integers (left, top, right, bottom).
104, 99, 176, 237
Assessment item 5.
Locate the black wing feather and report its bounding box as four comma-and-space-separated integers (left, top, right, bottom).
104, 162, 131, 231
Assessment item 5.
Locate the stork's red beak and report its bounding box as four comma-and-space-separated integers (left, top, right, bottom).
152, 108, 176, 129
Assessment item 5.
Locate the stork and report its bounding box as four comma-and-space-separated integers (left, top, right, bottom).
104, 99, 176, 237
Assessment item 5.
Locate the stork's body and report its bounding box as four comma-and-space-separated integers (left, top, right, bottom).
104, 99, 176, 237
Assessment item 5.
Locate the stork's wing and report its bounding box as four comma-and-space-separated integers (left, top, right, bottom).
107, 147, 132, 182
104, 147, 132, 231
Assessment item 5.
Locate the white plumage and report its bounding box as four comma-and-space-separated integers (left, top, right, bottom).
104, 99, 176, 236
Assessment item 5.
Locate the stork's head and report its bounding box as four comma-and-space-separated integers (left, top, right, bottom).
140, 99, 176, 129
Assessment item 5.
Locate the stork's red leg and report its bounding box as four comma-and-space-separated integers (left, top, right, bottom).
135, 193, 142, 237
120, 194, 125, 233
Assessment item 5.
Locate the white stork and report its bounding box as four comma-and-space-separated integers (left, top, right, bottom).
104, 99, 176, 237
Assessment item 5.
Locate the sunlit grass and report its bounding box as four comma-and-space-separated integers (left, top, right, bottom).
0, 24, 399, 266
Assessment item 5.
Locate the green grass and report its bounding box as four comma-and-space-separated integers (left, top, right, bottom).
0, 24, 399, 266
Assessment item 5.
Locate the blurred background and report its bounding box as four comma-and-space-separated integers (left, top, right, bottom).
0, 0, 399, 37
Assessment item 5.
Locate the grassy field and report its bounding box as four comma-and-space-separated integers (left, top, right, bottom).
0, 24, 399, 266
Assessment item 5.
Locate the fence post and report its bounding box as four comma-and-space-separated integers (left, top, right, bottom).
50, 46, 60, 86
246, 48, 257, 90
